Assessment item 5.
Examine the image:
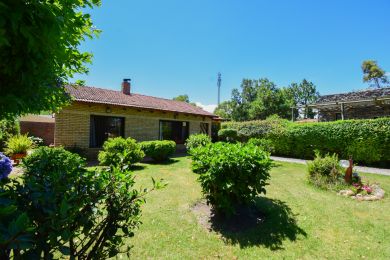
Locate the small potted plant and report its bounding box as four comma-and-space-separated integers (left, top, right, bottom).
5, 134, 34, 164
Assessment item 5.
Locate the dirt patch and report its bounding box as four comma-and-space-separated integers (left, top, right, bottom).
192, 200, 265, 233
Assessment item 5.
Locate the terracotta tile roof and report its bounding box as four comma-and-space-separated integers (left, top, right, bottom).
66, 85, 216, 117
315, 87, 390, 104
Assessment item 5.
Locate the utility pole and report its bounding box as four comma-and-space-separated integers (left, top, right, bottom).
217, 72, 221, 106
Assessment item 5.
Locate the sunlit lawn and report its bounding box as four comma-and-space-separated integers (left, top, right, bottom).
128, 157, 390, 259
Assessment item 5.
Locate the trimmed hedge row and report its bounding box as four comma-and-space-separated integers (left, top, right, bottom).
222, 117, 390, 165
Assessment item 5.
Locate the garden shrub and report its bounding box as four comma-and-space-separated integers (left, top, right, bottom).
28, 136, 44, 147
217, 128, 238, 142
0, 118, 20, 151
191, 142, 273, 215
222, 117, 390, 165
98, 137, 144, 166
0, 146, 164, 258
307, 151, 345, 190
185, 134, 211, 152
247, 138, 275, 153
5, 134, 34, 156
140, 140, 176, 162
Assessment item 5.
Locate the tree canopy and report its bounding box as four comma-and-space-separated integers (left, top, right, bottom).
362, 60, 388, 88
0, 0, 101, 118
214, 78, 319, 121
172, 94, 197, 106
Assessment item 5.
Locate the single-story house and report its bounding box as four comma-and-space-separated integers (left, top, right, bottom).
54, 79, 216, 158
310, 87, 390, 121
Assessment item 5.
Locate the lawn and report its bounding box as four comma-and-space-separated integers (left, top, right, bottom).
128, 156, 390, 259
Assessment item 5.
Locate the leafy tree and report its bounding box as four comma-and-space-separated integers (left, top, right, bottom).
362, 60, 389, 88
289, 79, 319, 118
172, 94, 190, 103
214, 101, 234, 119
248, 79, 293, 120
0, 0, 101, 118
172, 94, 197, 106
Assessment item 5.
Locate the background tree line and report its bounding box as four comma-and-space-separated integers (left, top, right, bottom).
214, 78, 319, 121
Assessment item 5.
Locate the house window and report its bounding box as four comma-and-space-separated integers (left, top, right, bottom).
200, 122, 209, 135
159, 120, 189, 144
90, 115, 124, 148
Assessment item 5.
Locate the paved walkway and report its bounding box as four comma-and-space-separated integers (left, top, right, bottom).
270, 156, 390, 176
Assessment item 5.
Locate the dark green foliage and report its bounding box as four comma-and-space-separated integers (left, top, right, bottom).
214, 78, 319, 121
307, 152, 345, 190
223, 117, 390, 165
0, 178, 34, 259
140, 140, 176, 162
247, 138, 275, 153
98, 137, 145, 167
191, 142, 273, 215
218, 128, 238, 142
185, 134, 212, 152
1, 146, 164, 258
0, 119, 20, 151
0, 0, 100, 118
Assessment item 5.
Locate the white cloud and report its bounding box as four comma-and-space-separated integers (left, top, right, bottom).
195, 102, 217, 113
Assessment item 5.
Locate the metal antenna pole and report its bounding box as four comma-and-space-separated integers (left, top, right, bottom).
217, 72, 221, 106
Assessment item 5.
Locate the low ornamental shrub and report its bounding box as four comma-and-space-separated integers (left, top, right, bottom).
222, 117, 390, 165
217, 128, 238, 142
191, 142, 273, 215
98, 137, 144, 166
0, 146, 165, 258
247, 138, 275, 153
5, 134, 34, 156
185, 134, 211, 152
140, 140, 176, 162
28, 136, 44, 147
307, 151, 345, 190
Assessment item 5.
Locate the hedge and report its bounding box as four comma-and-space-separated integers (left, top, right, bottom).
222, 117, 390, 165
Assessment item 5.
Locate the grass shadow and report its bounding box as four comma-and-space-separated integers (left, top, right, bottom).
142, 158, 180, 165
130, 164, 147, 171
209, 197, 307, 250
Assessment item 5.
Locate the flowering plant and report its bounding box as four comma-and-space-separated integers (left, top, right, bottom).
0, 152, 12, 180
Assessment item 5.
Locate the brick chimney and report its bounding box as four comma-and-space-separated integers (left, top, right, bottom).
122, 78, 131, 95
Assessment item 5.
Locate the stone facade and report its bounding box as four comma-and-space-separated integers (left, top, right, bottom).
318, 104, 390, 122
54, 102, 212, 158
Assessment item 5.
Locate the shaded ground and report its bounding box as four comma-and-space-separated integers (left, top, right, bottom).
192, 198, 306, 250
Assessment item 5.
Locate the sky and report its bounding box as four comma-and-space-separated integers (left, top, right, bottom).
74, 0, 390, 112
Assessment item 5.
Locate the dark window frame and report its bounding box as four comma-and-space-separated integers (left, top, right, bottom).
200, 122, 209, 135
89, 115, 125, 148
159, 120, 189, 144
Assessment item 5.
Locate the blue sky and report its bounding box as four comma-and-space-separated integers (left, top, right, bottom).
75, 0, 390, 111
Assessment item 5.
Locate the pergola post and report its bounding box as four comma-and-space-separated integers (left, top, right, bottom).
291, 107, 294, 122
340, 103, 345, 120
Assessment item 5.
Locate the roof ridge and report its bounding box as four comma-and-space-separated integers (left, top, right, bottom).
321, 87, 390, 97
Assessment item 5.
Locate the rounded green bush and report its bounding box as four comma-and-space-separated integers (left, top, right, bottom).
185, 134, 211, 152
98, 137, 144, 166
191, 142, 273, 215
217, 128, 238, 142
140, 140, 176, 162
307, 151, 344, 190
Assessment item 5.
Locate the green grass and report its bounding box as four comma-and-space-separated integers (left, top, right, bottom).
127, 157, 390, 259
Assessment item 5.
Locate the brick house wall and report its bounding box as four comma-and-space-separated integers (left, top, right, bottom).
55, 102, 212, 158
318, 104, 390, 121
20, 121, 55, 146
